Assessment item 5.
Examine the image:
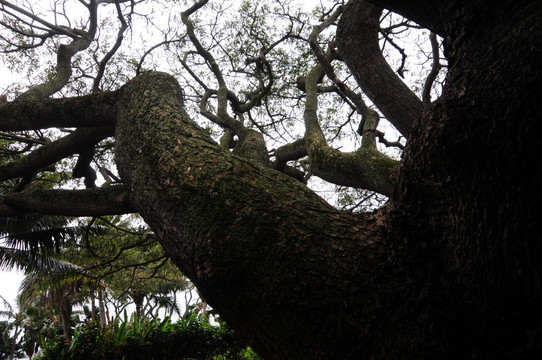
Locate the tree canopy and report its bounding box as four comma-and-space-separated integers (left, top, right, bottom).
1, 0, 541, 358
0, 0, 432, 209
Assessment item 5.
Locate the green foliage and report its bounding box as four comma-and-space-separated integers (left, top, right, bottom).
0, 214, 102, 273
0, 320, 22, 359
36, 315, 258, 360
0, 293, 59, 360
56, 216, 188, 320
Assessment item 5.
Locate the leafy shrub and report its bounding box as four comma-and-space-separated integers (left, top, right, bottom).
35, 315, 260, 360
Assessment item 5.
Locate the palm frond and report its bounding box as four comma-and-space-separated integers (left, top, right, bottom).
151, 294, 181, 316
1, 214, 108, 266
6, 225, 104, 250
0, 294, 14, 314
0, 214, 70, 235
0, 246, 81, 274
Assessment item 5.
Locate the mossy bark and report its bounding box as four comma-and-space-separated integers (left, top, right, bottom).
2, 0, 540, 358
115, 72, 390, 359
0, 90, 117, 131
113, 0, 542, 357
3, 185, 133, 216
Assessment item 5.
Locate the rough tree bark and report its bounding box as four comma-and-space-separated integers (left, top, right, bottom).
1, 0, 541, 358
352, 0, 542, 358
114, 72, 386, 359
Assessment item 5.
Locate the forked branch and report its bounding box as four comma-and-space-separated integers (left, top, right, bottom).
337, 0, 425, 138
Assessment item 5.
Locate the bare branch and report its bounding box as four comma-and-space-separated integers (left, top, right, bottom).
336, 0, 425, 138
12, 0, 100, 100
137, 38, 185, 76
372, 130, 405, 150
92, 0, 129, 93
2, 185, 135, 216
379, 28, 407, 78
0, 0, 81, 38
422, 32, 442, 104
307, 5, 343, 85
0, 127, 114, 181
181, 0, 244, 135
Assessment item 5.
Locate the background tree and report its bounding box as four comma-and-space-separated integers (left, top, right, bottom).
2, 213, 190, 334
58, 216, 188, 321
1, 294, 57, 360
1, 294, 31, 360
1, 0, 541, 359
0, 320, 19, 359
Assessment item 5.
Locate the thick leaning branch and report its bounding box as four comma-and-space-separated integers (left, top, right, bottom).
2, 185, 134, 216
0, 91, 117, 131
114, 72, 387, 358
336, 0, 425, 138
304, 63, 398, 197
0, 127, 114, 181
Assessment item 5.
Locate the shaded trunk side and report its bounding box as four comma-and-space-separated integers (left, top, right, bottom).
384, 0, 542, 357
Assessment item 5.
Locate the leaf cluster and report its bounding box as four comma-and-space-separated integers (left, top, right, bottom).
37, 315, 259, 360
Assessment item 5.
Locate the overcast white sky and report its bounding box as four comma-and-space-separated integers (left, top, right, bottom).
0, 269, 24, 305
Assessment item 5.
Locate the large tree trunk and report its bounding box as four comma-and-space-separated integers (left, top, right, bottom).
112, 1, 542, 358
336, 0, 542, 358
386, 1, 542, 357
1, 0, 538, 358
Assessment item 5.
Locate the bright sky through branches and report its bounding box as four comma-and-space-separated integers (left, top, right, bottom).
0, 0, 444, 312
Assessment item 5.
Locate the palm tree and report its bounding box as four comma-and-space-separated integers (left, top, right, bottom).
1, 214, 106, 337
2, 213, 190, 332
19, 274, 77, 337
147, 291, 182, 319
1, 293, 57, 360
1, 214, 103, 273
1, 294, 28, 360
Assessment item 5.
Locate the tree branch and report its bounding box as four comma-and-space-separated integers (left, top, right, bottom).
0, 127, 114, 181
0, 0, 81, 38
303, 61, 398, 196
422, 32, 442, 104
92, 0, 129, 93
181, 1, 243, 135
14, 0, 99, 100
366, 0, 446, 35
180, 1, 273, 167
273, 138, 307, 171
0, 91, 117, 131
2, 185, 134, 216
336, 0, 425, 138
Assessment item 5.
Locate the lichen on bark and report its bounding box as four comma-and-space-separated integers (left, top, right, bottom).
114, 71, 384, 358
